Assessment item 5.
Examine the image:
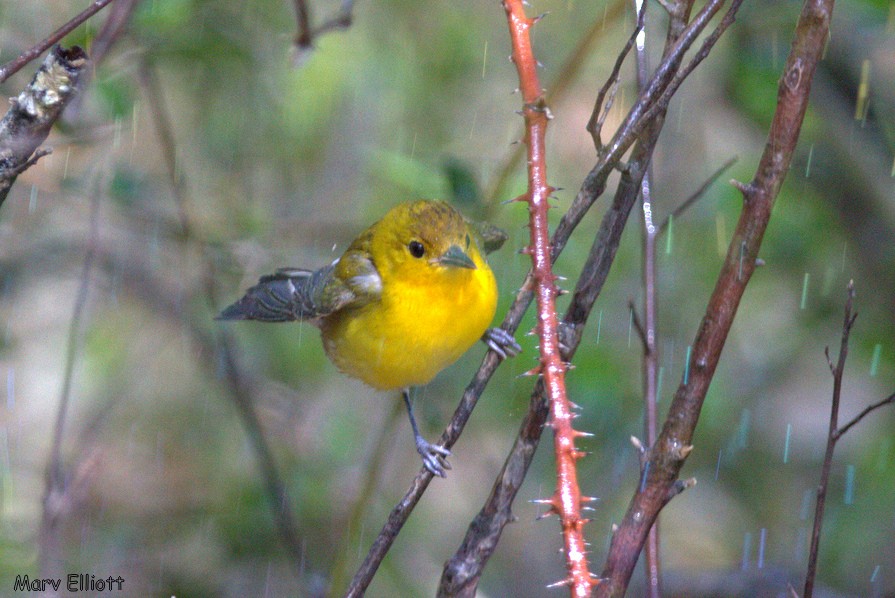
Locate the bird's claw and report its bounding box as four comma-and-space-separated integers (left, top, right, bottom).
416, 438, 452, 478
482, 327, 522, 360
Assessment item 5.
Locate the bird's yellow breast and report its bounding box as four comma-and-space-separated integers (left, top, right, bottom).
320, 255, 497, 390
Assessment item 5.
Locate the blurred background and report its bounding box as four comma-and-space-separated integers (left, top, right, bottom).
0, 0, 892, 596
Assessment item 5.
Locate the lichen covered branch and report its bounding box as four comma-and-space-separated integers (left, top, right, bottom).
0, 45, 88, 209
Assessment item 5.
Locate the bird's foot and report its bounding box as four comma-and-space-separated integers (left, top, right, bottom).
482, 327, 522, 360
416, 438, 452, 478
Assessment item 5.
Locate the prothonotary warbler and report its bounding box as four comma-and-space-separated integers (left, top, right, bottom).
217, 200, 520, 476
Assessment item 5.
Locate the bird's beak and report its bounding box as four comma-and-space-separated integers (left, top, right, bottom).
437, 244, 477, 269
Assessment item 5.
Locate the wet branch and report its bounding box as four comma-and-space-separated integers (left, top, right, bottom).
597, 0, 836, 594
349, 0, 748, 592
502, 0, 594, 594
804, 282, 895, 597
0, 45, 88, 209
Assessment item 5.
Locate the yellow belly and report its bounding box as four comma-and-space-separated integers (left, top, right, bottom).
320, 268, 497, 390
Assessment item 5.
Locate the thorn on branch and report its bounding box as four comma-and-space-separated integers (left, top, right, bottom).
730, 178, 754, 196
665, 477, 697, 503
517, 365, 543, 378
546, 577, 573, 589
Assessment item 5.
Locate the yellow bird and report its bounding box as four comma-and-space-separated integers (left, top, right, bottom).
218, 200, 519, 476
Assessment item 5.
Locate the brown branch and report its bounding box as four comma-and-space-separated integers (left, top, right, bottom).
0, 45, 89, 209
804, 283, 895, 596
804, 281, 855, 597
38, 181, 102, 579
438, 145, 656, 597
597, 0, 836, 594
88, 0, 141, 67
136, 66, 305, 564
292, 0, 355, 65
586, 2, 647, 149
503, 2, 594, 595
0, 0, 116, 84
833, 392, 895, 440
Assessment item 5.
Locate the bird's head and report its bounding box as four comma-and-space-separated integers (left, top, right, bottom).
369, 200, 489, 286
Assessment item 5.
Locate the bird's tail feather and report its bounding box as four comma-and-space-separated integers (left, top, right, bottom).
216, 269, 316, 322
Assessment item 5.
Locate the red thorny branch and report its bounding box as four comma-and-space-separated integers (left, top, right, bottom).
503, 1, 596, 595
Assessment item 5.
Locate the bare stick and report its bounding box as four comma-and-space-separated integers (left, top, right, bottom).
88, 0, 140, 68
292, 0, 355, 63
804, 282, 855, 597
630, 0, 663, 593
659, 157, 738, 232
804, 283, 895, 596
0, 0, 116, 83
137, 63, 305, 564
38, 182, 102, 577
834, 392, 895, 440
597, 0, 836, 593
586, 2, 647, 149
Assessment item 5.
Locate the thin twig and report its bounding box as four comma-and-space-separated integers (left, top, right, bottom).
630, 0, 662, 592
833, 392, 895, 440
88, 0, 140, 68
0, 0, 117, 84
587, 1, 647, 149
38, 179, 102, 577
138, 63, 305, 564
293, 0, 312, 48
804, 282, 855, 597
628, 300, 648, 351
659, 156, 738, 232
805, 283, 895, 596
292, 0, 355, 63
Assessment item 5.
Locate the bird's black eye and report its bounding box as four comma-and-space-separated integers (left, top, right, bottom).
408, 240, 425, 258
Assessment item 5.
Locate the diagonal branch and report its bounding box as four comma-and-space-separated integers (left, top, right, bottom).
0, 45, 89, 209
350, 0, 749, 592
804, 282, 895, 596
0, 0, 116, 84
833, 392, 895, 440
597, 0, 837, 594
